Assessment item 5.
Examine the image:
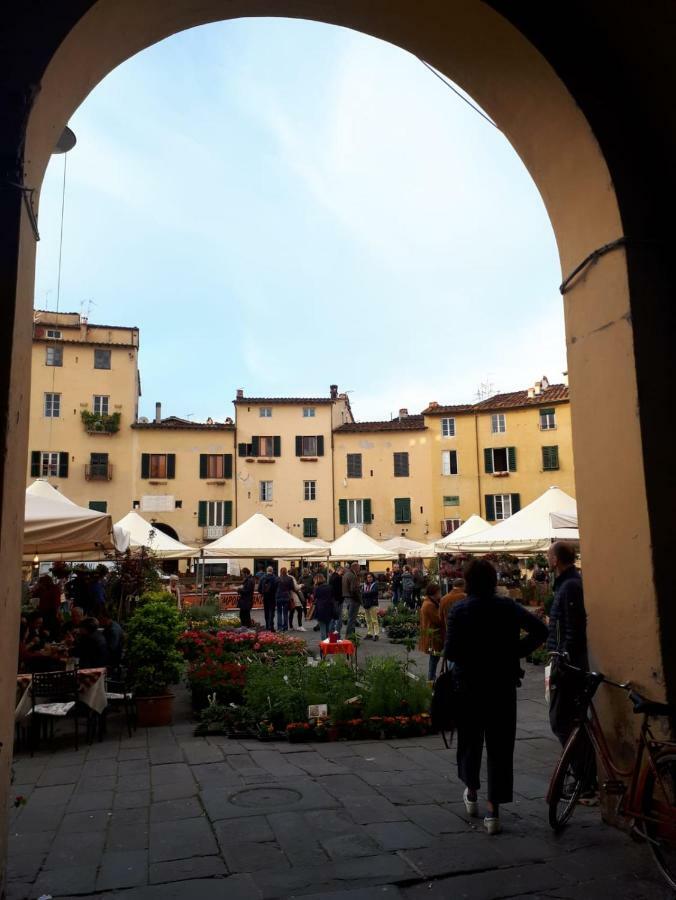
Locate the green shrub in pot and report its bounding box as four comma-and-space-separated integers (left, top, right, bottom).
126, 600, 183, 698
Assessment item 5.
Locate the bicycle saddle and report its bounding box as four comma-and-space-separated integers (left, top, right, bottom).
629, 690, 673, 717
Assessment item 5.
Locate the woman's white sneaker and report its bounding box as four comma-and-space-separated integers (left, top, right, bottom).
484, 816, 502, 835
463, 788, 479, 817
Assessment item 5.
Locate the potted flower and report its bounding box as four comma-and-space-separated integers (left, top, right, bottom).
126, 600, 183, 726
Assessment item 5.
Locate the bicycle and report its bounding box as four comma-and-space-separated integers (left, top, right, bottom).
547, 651, 676, 891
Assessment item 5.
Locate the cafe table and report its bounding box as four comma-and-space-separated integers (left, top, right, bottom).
319, 639, 355, 658
15, 667, 107, 722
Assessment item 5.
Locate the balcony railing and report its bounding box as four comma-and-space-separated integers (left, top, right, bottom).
204, 525, 225, 539
85, 463, 113, 481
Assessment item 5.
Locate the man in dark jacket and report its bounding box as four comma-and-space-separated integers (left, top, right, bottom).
259, 566, 277, 631
237, 568, 255, 628
329, 566, 343, 633
342, 562, 361, 638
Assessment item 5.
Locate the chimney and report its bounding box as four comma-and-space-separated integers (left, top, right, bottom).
541, 375, 550, 390
533, 381, 542, 396
399, 408, 409, 419
236, 389, 244, 401
428, 401, 439, 408
330, 384, 338, 400
154, 402, 162, 423
527, 387, 535, 399
562, 370, 569, 386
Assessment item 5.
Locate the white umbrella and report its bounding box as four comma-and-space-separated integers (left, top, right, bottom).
328, 527, 393, 561
203, 513, 325, 559
434, 515, 492, 553
114, 511, 196, 559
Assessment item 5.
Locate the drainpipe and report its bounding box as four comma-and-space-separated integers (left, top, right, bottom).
474, 412, 482, 516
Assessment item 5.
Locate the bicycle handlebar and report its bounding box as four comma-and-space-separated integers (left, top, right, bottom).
549, 650, 632, 691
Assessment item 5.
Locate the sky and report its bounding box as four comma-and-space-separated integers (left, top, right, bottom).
34, 17, 566, 423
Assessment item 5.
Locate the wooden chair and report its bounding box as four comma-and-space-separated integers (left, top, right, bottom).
30, 669, 81, 754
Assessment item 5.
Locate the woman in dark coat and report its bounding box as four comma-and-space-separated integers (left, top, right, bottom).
312, 575, 335, 640
237, 568, 255, 628
444, 558, 547, 835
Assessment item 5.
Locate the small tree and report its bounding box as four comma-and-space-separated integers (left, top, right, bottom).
126, 600, 183, 697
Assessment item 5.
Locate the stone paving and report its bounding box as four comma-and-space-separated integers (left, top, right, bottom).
6, 625, 670, 899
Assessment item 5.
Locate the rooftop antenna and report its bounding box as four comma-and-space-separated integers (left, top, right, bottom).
475, 380, 497, 402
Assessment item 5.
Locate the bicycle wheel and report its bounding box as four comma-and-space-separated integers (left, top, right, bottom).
642, 752, 676, 891
548, 730, 595, 831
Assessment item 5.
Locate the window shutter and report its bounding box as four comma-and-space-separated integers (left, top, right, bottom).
273, 435, 281, 457
238, 442, 247, 457
317, 435, 324, 456
551, 446, 559, 469
338, 499, 348, 525
394, 498, 411, 524
484, 448, 493, 474
141, 453, 150, 478
224, 454, 233, 479
224, 500, 233, 525
58, 452, 69, 478
303, 518, 317, 538
450, 450, 458, 475
167, 454, 176, 479
485, 495, 496, 521
198, 500, 207, 527
199, 454, 207, 478
251, 436, 260, 457
295, 436, 303, 457
30, 451, 40, 477
363, 498, 373, 522
542, 446, 550, 469
508, 446, 517, 472
511, 493, 521, 513
89, 501, 107, 513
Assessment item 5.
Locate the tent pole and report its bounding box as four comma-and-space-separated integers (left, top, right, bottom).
200, 549, 205, 605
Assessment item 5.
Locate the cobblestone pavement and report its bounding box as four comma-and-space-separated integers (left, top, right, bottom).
7, 623, 670, 899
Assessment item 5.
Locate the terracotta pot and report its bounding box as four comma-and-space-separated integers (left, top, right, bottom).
136, 693, 174, 727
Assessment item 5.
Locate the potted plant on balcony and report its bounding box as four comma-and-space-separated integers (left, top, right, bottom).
125, 599, 183, 726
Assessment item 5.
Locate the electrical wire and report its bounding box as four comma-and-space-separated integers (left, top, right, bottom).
418, 58, 499, 130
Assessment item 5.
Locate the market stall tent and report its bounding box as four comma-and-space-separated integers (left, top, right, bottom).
550, 510, 578, 530
328, 528, 393, 562
379, 536, 437, 558
203, 513, 325, 559
114, 511, 196, 559
434, 515, 492, 553
24, 480, 130, 560
445, 487, 579, 554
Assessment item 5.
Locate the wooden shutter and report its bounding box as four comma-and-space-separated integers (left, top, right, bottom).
295, 436, 303, 456
485, 495, 496, 521
508, 446, 517, 472
224, 500, 233, 525
141, 453, 150, 478
30, 451, 40, 477
484, 448, 493, 473
251, 436, 260, 457
394, 452, 409, 477
338, 499, 348, 525
58, 452, 69, 478
238, 442, 247, 457
199, 454, 207, 478
224, 454, 233, 478
450, 450, 458, 475
394, 498, 411, 524
197, 500, 207, 527
303, 518, 317, 538
511, 493, 521, 513
363, 498, 373, 522
273, 435, 281, 457
317, 435, 324, 456
167, 454, 176, 479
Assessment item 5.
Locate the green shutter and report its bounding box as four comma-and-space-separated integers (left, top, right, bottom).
511, 493, 521, 513
251, 436, 260, 457
141, 453, 150, 478
295, 436, 303, 456
484, 448, 493, 474
30, 451, 40, 477
338, 499, 348, 525
198, 500, 207, 527
303, 518, 317, 538
541, 408, 554, 416
273, 435, 281, 457
167, 453, 176, 479
363, 498, 372, 522
58, 452, 69, 478
238, 442, 247, 457
199, 454, 207, 478
394, 498, 411, 524
89, 501, 107, 513
317, 435, 324, 456
224, 500, 233, 525
485, 495, 496, 521
450, 450, 458, 475
224, 454, 233, 478
508, 446, 517, 472
542, 446, 559, 471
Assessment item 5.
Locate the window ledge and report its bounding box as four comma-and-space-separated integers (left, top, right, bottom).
206, 480, 226, 485
256, 458, 276, 464
300, 456, 318, 462
492, 471, 510, 477
148, 480, 168, 485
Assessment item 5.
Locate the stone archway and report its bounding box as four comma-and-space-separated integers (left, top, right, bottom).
2, 0, 675, 885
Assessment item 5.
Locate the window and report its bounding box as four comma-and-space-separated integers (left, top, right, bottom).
485, 493, 521, 521
441, 518, 462, 535
89, 501, 107, 513
484, 447, 516, 473
302, 407, 316, 418
441, 417, 456, 437
88, 452, 109, 479
259, 407, 272, 418
394, 497, 412, 524
540, 408, 556, 430
491, 413, 506, 433
94, 348, 111, 369
141, 453, 176, 479
260, 480, 273, 501
443, 495, 460, 507
393, 452, 410, 477
441, 450, 458, 475
30, 451, 68, 478
46, 329, 62, 340
347, 499, 364, 526
93, 395, 109, 415
199, 454, 233, 479
347, 453, 362, 478
44, 392, 60, 417
197, 500, 233, 527
150, 455, 167, 478
542, 445, 560, 470
41, 452, 59, 477
304, 480, 316, 501
338, 498, 371, 527
238, 436, 281, 458
303, 517, 318, 538
300, 436, 318, 457
46, 346, 62, 366
259, 436, 276, 457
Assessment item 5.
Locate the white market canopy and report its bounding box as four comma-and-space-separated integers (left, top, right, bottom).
550, 510, 578, 530
328, 527, 393, 561
24, 480, 130, 561
445, 487, 579, 555
203, 513, 326, 559
434, 515, 492, 553
115, 511, 197, 560
306, 538, 332, 549
379, 536, 437, 558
